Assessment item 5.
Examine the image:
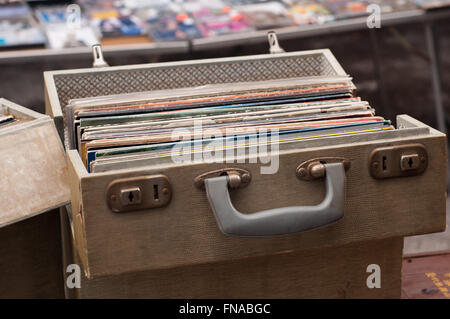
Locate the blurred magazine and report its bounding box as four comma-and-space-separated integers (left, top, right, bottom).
0, 0, 45, 47
414, 0, 450, 9
35, 5, 100, 49
138, 4, 202, 41
183, 0, 252, 37
322, 0, 369, 20
370, 0, 418, 12
285, 0, 334, 25
78, 0, 144, 37
120, 0, 172, 10
233, 1, 296, 29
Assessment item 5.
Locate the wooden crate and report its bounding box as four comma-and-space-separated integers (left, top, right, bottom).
0, 99, 70, 298
0, 210, 64, 298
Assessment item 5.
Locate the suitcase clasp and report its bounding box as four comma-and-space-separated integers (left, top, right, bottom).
296, 157, 351, 181
194, 168, 251, 190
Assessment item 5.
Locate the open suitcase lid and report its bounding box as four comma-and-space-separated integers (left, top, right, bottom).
0, 98, 70, 228
44, 40, 348, 147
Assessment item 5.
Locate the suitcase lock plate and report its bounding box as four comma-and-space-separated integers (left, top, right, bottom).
368, 144, 428, 179
106, 175, 172, 213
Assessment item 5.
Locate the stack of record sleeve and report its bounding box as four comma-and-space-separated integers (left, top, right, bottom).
65, 74, 393, 173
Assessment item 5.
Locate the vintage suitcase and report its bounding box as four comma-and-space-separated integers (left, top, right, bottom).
43, 47, 446, 298
0, 98, 70, 298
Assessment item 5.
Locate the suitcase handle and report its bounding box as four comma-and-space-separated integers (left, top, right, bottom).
204, 163, 346, 237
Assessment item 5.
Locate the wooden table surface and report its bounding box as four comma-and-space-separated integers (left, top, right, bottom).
402, 251, 450, 299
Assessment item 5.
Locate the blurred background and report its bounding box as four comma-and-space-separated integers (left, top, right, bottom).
0, 0, 449, 132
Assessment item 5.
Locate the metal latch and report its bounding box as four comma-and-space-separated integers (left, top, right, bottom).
106, 175, 172, 213
92, 44, 109, 68
296, 157, 351, 181
194, 168, 251, 190
268, 31, 285, 54
369, 144, 428, 179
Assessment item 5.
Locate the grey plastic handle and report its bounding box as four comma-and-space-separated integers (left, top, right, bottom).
204, 163, 346, 237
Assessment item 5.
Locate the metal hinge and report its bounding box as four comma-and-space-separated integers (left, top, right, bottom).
268, 31, 285, 54
92, 44, 109, 68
